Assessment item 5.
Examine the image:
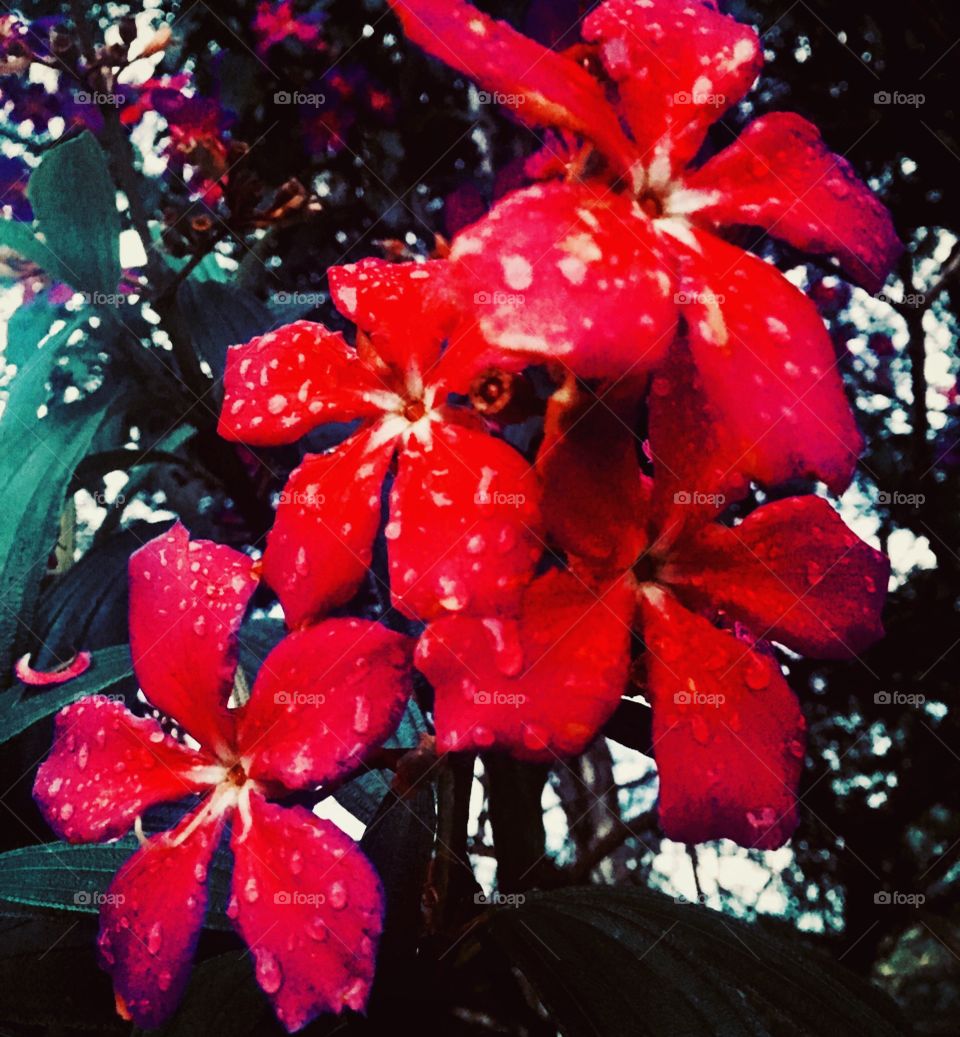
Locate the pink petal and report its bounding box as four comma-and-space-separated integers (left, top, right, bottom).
675, 229, 863, 495
14, 651, 91, 685
583, 0, 762, 171
219, 320, 383, 447
33, 698, 217, 843
229, 794, 383, 1032
450, 182, 677, 380
416, 570, 634, 760
237, 620, 413, 791
687, 113, 902, 292
129, 524, 257, 757
389, 0, 637, 175
664, 495, 888, 659
640, 589, 805, 849
97, 806, 226, 1029
261, 425, 395, 629
389, 421, 543, 621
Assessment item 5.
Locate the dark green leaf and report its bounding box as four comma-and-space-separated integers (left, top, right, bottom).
483, 887, 906, 1037
26, 132, 122, 293
0, 837, 233, 931
0, 644, 132, 745
2, 293, 65, 368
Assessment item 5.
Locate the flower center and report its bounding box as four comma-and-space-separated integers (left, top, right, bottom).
226, 761, 248, 787
402, 397, 427, 423
637, 192, 664, 220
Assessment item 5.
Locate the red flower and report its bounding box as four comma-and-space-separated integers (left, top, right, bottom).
32, 525, 413, 1031
218, 259, 543, 627
252, 1, 325, 55
420, 343, 888, 849
390, 0, 901, 493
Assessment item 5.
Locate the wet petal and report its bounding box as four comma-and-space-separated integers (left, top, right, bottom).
229, 794, 383, 1032
219, 320, 383, 446
129, 524, 257, 757
261, 425, 395, 629
537, 379, 648, 577
97, 806, 225, 1029
416, 570, 634, 760
14, 651, 91, 685
33, 698, 218, 843
687, 113, 901, 292
237, 620, 413, 791
640, 588, 805, 849
449, 182, 677, 379
675, 229, 863, 495
664, 495, 888, 659
583, 0, 762, 172
389, 422, 543, 620
389, 0, 636, 174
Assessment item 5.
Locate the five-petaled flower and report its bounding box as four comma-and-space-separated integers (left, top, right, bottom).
390, 0, 901, 494
419, 343, 888, 848
33, 525, 413, 1032
218, 258, 543, 628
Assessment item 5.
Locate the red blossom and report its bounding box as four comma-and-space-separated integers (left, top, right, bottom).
33, 525, 413, 1031
391, 0, 901, 493
218, 260, 544, 627
252, 1, 325, 55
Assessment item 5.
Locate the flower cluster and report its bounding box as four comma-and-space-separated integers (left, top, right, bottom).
32, 0, 898, 1031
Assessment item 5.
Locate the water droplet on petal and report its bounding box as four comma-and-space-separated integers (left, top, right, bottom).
255, 949, 283, 994
328, 880, 349, 910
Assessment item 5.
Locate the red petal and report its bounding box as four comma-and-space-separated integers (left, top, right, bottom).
663, 496, 888, 659
328, 258, 456, 376
450, 182, 677, 379
97, 806, 225, 1029
640, 589, 805, 849
687, 113, 901, 292
261, 425, 394, 629
129, 524, 256, 757
237, 620, 413, 791
646, 338, 751, 538
14, 651, 91, 685
416, 570, 634, 760
219, 320, 383, 446
389, 421, 543, 620
536, 380, 648, 576
33, 698, 217, 843
583, 0, 762, 171
389, 0, 636, 174
676, 229, 862, 495
229, 794, 383, 1032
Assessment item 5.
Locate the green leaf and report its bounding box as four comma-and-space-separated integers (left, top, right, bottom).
2, 294, 66, 368
173, 279, 278, 380
0, 838, 233, 931
22, 132, 121, 293
483, 887, 905, 1037
0, 644, 133, 745
0, 341, 119, 684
